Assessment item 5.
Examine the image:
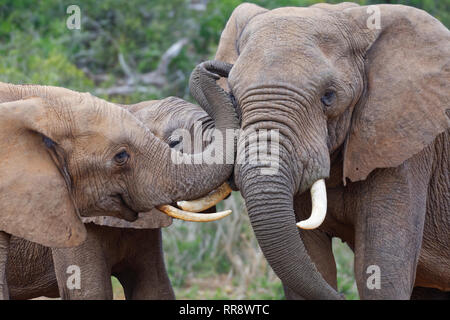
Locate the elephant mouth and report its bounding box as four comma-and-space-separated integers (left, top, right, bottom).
114, 194, 139, 222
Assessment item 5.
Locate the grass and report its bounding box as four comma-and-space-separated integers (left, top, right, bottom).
112, 276, 125, 300
333, 238, 359, 300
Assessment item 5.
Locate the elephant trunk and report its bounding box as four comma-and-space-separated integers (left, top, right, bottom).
139, 61, 239, 209
170, 61, 238, 200
237, 135, 341, 299
189, 61, 239, 135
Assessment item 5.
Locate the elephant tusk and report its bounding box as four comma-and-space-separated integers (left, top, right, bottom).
157, 204, 232, 222
176, 182, 232, 212
296, 179, 327, 230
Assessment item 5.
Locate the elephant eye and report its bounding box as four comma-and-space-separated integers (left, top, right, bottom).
114, 150, 130, 165
168, 136, 182, 149
321, 90, 336, 107
42, 135, 56, 148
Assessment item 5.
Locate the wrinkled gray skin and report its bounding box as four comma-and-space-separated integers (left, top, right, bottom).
8, 226, 171, 300
211, 2, 450, 299
7, 97, 219, 300
0, 61, 237, 299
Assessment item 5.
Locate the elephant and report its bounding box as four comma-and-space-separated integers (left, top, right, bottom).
0, 61, 239, 299
7, 225, 170, 300
7, 96, 220, 300
201, 2, 450, 299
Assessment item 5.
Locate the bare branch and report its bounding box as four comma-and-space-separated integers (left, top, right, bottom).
93, 38, 188, 96
154, 38, 188, 77
118, 53, 136, 84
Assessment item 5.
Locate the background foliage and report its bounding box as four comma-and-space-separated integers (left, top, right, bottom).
1, 0, 447, 300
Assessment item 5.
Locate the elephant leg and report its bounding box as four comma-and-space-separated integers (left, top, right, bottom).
128, 229, 174, 300
303, 230, 337, 288
115, 229, 174, 300
0, 231, 11, 300
51, 224, 113, 300
352, 159, 429, 299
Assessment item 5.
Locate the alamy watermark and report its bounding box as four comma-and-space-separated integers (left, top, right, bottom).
169, 123, 280, 175
366, 265, 381, 290
366, 5, 381, 30
66, 5, 81, 30
66, 265, 81, 290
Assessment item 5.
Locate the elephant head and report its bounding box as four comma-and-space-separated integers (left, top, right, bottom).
196, 3, 449, 299
0, 62, 238, 248
83, 95, 230, 229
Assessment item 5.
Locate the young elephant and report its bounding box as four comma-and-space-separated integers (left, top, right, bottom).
209, 3, 450, 299
7, 97, 219, 299
0, 61, 238, 299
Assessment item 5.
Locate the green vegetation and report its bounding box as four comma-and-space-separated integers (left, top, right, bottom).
1, 0, 447, 102
2, 0, 447, 300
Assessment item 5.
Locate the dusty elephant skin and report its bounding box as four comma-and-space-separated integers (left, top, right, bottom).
0, 79, 235, 248
7, 226, 172, 300
6, 96, 220, 300
0, 62, 238, 299
208, 2, 450, 299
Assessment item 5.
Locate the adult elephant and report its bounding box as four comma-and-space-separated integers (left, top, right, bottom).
0, 62, 238, 299
198, 2, 449, 299
7, 96, 225, 300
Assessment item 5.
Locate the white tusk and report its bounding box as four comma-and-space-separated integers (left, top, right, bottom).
157, 204, 232, 222
177, 183, 232, 212
296, 179, 327, 230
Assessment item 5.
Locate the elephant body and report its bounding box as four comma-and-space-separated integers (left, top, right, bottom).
7, 225, 172, 300
208, 2, 450, 299
293, 130, 449, 298
5, 91, 232, 299
0, 61, 237, 299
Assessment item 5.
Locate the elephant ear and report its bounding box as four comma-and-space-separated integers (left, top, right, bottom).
342, 5, 450, 182
214, 3, 268, 90
0, 97, 86, 247
81, 209, 172, 229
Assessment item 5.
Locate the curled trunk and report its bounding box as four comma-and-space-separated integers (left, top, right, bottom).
146, 61, 239, 203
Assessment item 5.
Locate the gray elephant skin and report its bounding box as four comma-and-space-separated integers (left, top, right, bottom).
0, 61, 238, 299
7, 96, 222, 299
202, 2, 450, 299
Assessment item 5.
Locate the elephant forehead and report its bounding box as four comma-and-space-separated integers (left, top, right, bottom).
269, 6, 324, 18
69, 99, 139, 137
156, 97, 207, 123
135, 97, 209, 139
243, 8, 345, 47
